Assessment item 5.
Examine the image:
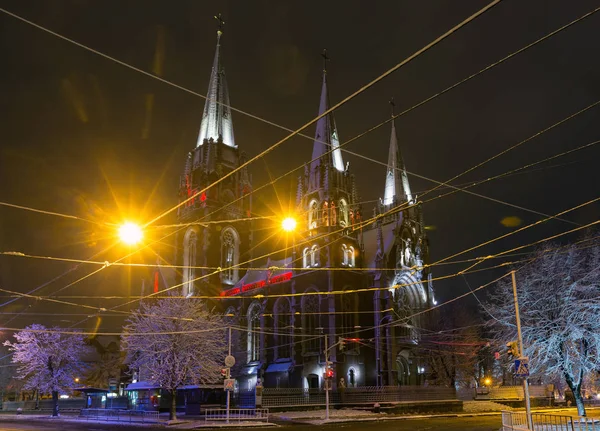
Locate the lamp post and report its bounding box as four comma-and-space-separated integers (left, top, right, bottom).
118, 222, 143, 246
118, 222, 143, 309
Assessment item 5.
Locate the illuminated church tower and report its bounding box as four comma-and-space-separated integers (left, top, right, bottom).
368, 101, 435, 386
291, 51, 364, 383
176, 16, 252, 298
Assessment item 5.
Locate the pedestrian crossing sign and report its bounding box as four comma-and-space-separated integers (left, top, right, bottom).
224, 378, 235, 391
514, 357, 529, 377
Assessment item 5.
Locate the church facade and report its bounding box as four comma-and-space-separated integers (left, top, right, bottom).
174, 24, 435, 394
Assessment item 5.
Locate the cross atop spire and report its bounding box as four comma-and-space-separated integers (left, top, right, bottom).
214, 13, 225, 35
383, 98, 412, 206
389, 97, 396, 117
321, 49, 330, 73
195, 13, 236, 148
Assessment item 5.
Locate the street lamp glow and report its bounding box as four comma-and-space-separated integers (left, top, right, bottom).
118, 222, 143, 245
281, 217, 297, 232
484, 377, 492, 386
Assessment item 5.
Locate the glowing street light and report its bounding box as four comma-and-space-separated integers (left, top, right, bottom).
281, 217, 297, 232
484, 377, 492, 386
118, 222, 143, 245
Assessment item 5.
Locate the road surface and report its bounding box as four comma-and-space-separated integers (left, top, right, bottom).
0, 415, 502, 430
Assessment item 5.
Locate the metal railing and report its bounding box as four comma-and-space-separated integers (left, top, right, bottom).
80, 408, 160, 423
502, 411, 600, 431
478, 386, 552, 400
205, 408, 269, 423
260, 386, 457, 407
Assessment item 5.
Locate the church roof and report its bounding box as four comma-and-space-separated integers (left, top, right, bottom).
362, 221, 397, 269
233, 257, 292, 288
196, 21, 236, 148
383, 113, 412, 205
308, 53, 344, 191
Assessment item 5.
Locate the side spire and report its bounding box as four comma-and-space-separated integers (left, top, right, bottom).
196, 14, 236, 148
308, 50, 344, 190
383, 98, 412, 206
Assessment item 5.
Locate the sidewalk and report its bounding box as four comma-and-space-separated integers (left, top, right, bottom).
0, 412, 277, 429
270, 405, 600, 426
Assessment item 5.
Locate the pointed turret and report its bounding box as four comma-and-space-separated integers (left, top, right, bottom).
196, 14, 236, 148
383, 100, 412, 206
308, 51, 344, 191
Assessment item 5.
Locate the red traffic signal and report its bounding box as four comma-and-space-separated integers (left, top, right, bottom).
220, 368, 228, 377
325, 368, 334, 379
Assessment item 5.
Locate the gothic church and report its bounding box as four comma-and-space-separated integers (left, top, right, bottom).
175, 23, 435, 394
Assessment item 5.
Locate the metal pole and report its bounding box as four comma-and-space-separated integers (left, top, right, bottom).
324, 332, 329, 421
511, 270, 532, 431
226, 326, 231, 424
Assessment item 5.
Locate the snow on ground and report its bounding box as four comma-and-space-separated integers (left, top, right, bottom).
273, 408, 385, 421
463, 401, 513, 412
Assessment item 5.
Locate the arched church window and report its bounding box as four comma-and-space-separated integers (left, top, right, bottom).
339, 199, 348, 227
341, 244, 348, 266
322, 202, 329, 226
330, 202, 337, 226
340, 291, 357, 335
310, 245, 319, 267
221, 227, 240, 284
302, 293, 320, 353
302, 248, 310, 268
183, 227, 198, 297
349, 246, 356, 267
274, 298, 292, 359
349, 210, 354, 227
247, 302, 261, 363
308, 200, 318, 229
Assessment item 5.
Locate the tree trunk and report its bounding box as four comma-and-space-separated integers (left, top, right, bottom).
170, 389, 177, 421
35, 390, 39, 410
51, 390, 59, 417
564, 371, 586, 417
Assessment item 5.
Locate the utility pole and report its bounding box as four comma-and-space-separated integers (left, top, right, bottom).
226, 326, 232, 424
511, 270, 532, 430
324, 332, 330, 421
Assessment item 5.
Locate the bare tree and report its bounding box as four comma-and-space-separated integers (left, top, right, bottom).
121, 298, 226, 421
486, 237, 600, 416
422, 304, 490, 388
3, 324, 88, 416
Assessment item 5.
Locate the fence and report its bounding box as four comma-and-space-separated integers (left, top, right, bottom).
260, 386, 457, 408
476, 386, 552, 400
502, 411, 600, 431
79, 408, 160, 423
205, 408, 269, 423
3, 399, 86, 411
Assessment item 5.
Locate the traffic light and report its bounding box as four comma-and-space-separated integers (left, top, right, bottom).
338, 337, 346, 352
220, 368, 228, 379
326, 368, 334, 379
506, 341, 519, 357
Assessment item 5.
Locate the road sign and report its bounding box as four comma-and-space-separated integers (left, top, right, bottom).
514, 357, 529, 377
224, 378, 235, 391
224, 355, 236, 368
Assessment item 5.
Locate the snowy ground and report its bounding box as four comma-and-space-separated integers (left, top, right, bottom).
273, 408, 387, 421
463, 400, 514, 412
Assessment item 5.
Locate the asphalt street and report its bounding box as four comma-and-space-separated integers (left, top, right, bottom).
0, 415, 503, 431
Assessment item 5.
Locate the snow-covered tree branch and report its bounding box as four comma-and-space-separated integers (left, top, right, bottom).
121, 297, 227, 420
486, 235, 600, 416
3, 324, 89, 416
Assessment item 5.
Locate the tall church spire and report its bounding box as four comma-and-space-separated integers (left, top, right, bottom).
196, 14, 236, 148
309, 50, 344, 190
383, 99, 412, 206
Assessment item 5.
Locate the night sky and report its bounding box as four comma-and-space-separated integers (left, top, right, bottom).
1, 0, 599, 332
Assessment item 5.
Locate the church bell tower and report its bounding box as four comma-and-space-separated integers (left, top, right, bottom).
176, 15, 252, 298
